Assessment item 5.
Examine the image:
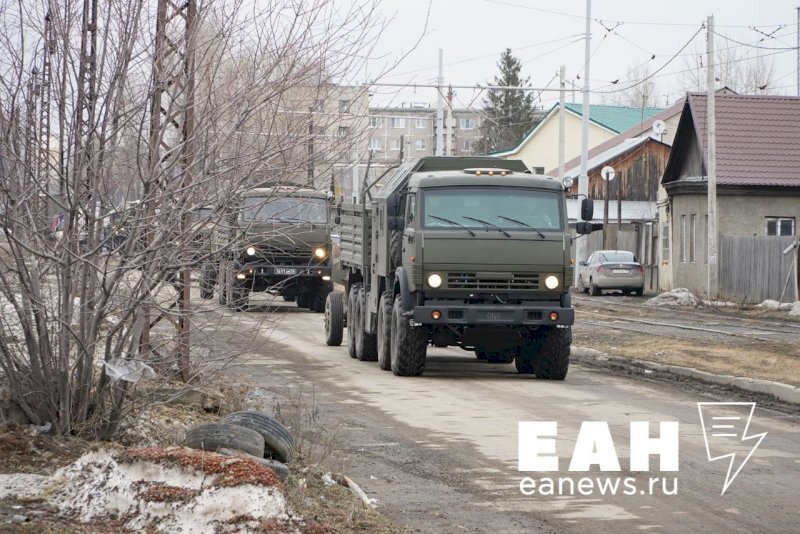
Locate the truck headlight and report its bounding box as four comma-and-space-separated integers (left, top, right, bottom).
428, 273, 442, 288
314, 247, 327, 259
246, 246, 256, 256
545, 275, 559, 289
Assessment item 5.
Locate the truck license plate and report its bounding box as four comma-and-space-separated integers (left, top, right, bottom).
274, 268, 297, 275
478, 311, 514, 321
612, 269, 629, 274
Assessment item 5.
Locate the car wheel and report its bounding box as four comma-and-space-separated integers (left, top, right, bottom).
577, 276, 588, 293
634, 287, 644, 296
589, 278, 601, 296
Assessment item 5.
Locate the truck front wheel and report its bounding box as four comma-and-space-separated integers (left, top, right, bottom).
516, 327, 570, 379
390, 296, 427, 376
324, 291, 345, 346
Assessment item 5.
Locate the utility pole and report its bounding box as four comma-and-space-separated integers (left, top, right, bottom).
445, 85, 454, 156
436, 49, 444, 156
707, 15, 719, 298
558, 66, 565, 181
796, 7, 799, 96
574, 0, 591, 287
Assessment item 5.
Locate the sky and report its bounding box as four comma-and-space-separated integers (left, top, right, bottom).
363, 0, 800, 110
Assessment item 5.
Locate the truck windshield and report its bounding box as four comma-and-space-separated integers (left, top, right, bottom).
422, 188, 562, 231
242, 197, 327, 224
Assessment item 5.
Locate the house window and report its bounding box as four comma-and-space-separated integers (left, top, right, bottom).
461, 139, 472, 151
415, 117, 427, 129
662, 224, 670, 261
459, 118, 476, 130
370, 116, 382, 128
689, 214, 696, 263
389, 138, 402, 151
369, 138, 383, 151
337, 126, 350, 137
338, 100, 350, 113
390, 117, 405, 129
679, 215, 686, 263
704, 214, 708, 263
415, 138, 427, 151
765, 216, 795, 236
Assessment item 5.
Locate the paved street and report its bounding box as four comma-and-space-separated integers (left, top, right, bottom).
202, 291, 800, 533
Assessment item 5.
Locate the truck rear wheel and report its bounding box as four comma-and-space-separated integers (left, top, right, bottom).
347, 285, 359, 359
532, 327, 570, 380
376, 291, 393, 370
311, 280, 333, 313
296, 293, 310, 309
355, 286, 377, 361
390, 296, 427, 376
200, 263, 216, 299
324, 291, 345, 346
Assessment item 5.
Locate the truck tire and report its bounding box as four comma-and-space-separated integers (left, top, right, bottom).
390, 296, 427, 376
475, 347, 488, 360
356, 286, 378, 361
376, 291, 393, 370
390, 230, 403, 268
325, 291, 345, 346
200, 263, 216, 299
184, 423, 265, 458
296, 293, 310, 309
532, 327, 570, 380
347, 285, 360, 359
485, 348, 516, 364
222, 411, 294, 463
515, 334, 542, 375
311, 280, 333, 313
282, 295, 295, 302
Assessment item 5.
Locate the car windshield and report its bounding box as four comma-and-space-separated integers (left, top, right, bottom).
422, 187, 562, 230
597, 251, 635, 263
242, 197, 327, 224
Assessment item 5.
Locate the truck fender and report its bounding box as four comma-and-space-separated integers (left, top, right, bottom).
560, 291, 571, 309
394, 267, 413, 311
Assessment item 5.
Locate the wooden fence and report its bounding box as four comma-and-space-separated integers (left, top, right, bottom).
719, 235, 798, 303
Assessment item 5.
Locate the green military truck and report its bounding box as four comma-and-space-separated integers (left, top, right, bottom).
323, 157, 594, 378
200, 186, 333, 311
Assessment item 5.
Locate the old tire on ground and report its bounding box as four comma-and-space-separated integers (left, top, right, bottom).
589, 278, 601, 296
200, 263, 216, 299
347, 284, 360, 359
184, 423, 265, 458
376, 291, 394, 370
532, 327, 570, 380
390, 296, 427, 376
325, 291, 345, 346
296, 293, 310, 309
217, 448, 290, 481
311, 280, 333, 313
222, 411, 295, 463
356, 286, 378, 361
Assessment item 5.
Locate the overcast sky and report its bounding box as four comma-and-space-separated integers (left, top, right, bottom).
363, 0, 800, 109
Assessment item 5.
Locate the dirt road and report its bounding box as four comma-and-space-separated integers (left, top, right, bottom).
203, 293, 799, 533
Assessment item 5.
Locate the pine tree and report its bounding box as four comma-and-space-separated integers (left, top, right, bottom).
477, 49, 536, 154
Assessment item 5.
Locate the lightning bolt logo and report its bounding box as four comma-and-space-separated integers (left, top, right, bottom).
697, 402, 767, 495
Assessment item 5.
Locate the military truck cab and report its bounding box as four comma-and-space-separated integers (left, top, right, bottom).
201, 187, 333, 311
325, 157, 593, 379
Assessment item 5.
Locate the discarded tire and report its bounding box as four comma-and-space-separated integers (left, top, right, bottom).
184, 423, 265, 458
223, 411, 295, 463
217, 448, 290, 481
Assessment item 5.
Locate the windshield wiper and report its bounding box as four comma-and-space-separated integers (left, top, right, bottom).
462, 216, 510, 238
427, 215, 476, 236
496, 215, 546, 239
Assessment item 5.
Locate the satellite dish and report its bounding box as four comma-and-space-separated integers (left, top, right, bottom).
601, 166, 616, 181
652, 119, 666, 135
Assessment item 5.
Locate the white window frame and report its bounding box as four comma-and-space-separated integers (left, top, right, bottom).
689, 214, 696, 263
389, 138, 402, 151
370, 116, 382, 128
415, 117, 427, 129
390, 117, 405, 129
460, 118, 476, 130
415, 138, 427, 151
679, 215, 686, 263
461, 139, 472, 151
369, 138, 383, 151
765, 216, 796, 236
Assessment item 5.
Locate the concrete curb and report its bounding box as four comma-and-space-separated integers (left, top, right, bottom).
572, 347, 800, 405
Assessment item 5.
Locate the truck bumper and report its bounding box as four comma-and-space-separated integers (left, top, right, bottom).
235, 263, 331, 278
412, 303, 574, 326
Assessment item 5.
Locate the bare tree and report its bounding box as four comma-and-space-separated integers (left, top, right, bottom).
676, 37, 776, 94
611, 63, 661, 108
0, 0, 385, 439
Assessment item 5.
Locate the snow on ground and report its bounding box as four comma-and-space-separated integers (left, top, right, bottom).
45, 447, 289, 532
756, 299, 794, 311
645, 288, 699, 307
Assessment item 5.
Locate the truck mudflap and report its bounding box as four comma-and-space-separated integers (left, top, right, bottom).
412, 304, 574, 326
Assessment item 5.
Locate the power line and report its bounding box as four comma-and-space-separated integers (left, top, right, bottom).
712, 31, 798, 51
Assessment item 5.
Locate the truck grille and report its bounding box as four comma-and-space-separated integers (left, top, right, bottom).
447, 272, 540, 291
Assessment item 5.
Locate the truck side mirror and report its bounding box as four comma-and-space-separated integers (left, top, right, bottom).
575, 221, 593, 235
580, 198, 594, 221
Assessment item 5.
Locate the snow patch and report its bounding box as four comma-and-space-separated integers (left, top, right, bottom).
756, 299, 793, 311
645, 288, 699, 307
789, 302, 800, 317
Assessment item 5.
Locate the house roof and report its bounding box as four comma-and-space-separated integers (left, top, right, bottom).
546, 99, 684, 176
563, 103, 664, 134
560, 137, 650, 178
663, 93, 800, 187
490, 102, 664, 157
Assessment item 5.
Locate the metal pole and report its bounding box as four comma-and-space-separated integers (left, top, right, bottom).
574, 0, 591, 287
558, 66, 565, 181
796, 7, 799, 96
707, 15, 718, 298
436, 49, 444, 156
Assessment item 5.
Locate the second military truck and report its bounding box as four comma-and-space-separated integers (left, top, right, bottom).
201, 186, 333, 311
323, 157, 594, 378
